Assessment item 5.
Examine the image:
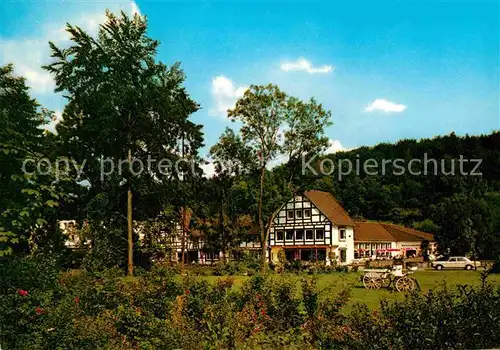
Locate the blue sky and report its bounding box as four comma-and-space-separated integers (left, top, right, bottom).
2, 1, 499, 157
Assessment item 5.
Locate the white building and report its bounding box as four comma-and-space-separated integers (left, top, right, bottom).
269, 190, 356, 265
58, 220, 87, 248
354, 221, 436, 259
59, 191, 436, 265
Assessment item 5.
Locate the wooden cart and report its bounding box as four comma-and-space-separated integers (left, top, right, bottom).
362, 266, 418, 292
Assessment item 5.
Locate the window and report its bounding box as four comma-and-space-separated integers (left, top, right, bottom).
287, 210, 294, 219
315, 229, 324, 240
285, 230, 294, 240
295, 229, 304, 240
205, 251, 220, 261
304, 209, 311, 218
340, 249, 347, 263
458, 257, 468, 262
339, 228, 346, 240
295, 210, 302, 219
276, 230, 284, 241
305, 229, 313, 240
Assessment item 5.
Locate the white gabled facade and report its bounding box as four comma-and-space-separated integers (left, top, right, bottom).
269, 193, 355, 265
59, 192, 435, 266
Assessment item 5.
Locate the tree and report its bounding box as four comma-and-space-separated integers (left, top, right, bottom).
221, 84, 332, 271
226, 84, 287, 271
44, 11, 203, 275
0, 64, 67, 256
283, 97, 332, 187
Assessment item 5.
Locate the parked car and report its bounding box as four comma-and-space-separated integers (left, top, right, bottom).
431, 256, 480, 270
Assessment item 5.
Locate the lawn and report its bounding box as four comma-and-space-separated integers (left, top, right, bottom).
200, 270, 500, 311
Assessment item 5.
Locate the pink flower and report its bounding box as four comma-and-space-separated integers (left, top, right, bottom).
35, 307, 43, 315
17, 289, 28, 297
74, 296, 80, 304
185, 289, 190, 295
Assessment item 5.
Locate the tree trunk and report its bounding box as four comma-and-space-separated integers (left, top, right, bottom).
181, 210, 186, 267
259, 166, 267, 273
127, 148, 134, 276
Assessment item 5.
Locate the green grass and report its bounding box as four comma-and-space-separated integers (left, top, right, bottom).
200, 270, 500, 311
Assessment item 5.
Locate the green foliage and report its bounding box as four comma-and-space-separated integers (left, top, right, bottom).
297, 132, 500, 260
212, 84, 332, 270
0, 64, 69, 255
42, 11, 204, 270
2, 261, 500, 349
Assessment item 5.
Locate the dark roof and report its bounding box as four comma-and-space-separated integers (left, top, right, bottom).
354, 221, 435, 242
303, 190, 355, 226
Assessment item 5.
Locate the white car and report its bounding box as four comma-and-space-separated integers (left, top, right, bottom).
431, 256, 480, 270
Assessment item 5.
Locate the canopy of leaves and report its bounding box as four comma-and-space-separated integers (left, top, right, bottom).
0, 65, 66, 255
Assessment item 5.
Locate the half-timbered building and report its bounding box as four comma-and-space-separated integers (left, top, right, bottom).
269, 190, 356, 265
59, 191, 436, 266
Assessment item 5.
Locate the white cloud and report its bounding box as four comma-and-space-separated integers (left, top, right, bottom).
324, 139, 346, 154
44, 110, 63, 134
2, 2, 141, 95
280, 58, 333, 74
209, 76, 248, 118
130, 1, 141, 16
364, 98, 407, 113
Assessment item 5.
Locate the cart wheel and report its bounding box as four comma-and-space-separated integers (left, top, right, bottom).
395, 276, 413, 292
363, 274, 382, 289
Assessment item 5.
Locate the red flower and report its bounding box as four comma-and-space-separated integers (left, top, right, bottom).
35, 307, 43, 315
74, 296, 80, 304
17, 289, 28, 297
252, 326, 261, 334
185, 289, 190, 295
260, 309, 266, 316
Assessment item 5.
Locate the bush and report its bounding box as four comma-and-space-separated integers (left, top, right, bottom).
2, 256, 500, 349
212, 260, 240, 276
